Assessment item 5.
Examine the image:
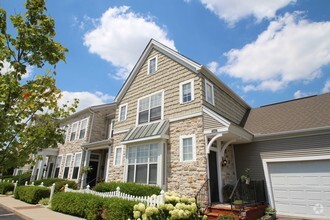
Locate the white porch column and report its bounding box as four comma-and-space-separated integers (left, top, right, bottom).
216, 140, 223, 203
105, 145, 111, 182
80, 149, 91, 189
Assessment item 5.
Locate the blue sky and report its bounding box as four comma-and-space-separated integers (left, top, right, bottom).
1, 0, 330, 110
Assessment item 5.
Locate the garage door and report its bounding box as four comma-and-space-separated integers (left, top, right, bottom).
269, 160, 330, 219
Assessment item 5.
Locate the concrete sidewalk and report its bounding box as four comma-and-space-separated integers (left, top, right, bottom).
0, 195, 84, 220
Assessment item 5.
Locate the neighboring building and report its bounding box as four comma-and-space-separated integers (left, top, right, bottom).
30, 103, 116, 187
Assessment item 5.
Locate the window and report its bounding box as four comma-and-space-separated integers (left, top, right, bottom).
70, 122, 78, 141
127, 144, 159, 185
114, 146, 123, 166
205, 80, 214, 105
148, 56, 157, 74
118, 104, 127, 122
180, 135, 196, 162
62, 126, 68, 142
79, 118, 88, 139
54, 156, 62, 178
71, 152, 82, 179
180, 79, 194, 103
63, 154, 72, 179
138, 91, 163, 124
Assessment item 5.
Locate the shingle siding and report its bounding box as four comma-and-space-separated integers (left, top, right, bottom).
234, 133, 330, 180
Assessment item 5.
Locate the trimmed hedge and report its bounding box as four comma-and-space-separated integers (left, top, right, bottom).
34, 178, 77, 192
94, 182, 161, 197
102, 197, 137, 220
51, 192, 137, 220
14, 186, 50, 204
0, 182, 14, 194
12, 172, 31, 185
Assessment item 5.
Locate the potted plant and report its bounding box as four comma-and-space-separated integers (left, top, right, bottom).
265, 207, 276, 220
241, 168, 250, 184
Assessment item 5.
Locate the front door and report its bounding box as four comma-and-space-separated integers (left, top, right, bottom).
208, 151, 220, 203
87, 160, 99, 187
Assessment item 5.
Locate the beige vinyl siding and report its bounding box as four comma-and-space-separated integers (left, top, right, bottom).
234, 133, 330, 180
202, 77, 248, 125
203, 112, 226, 130
114, 49, 202, 131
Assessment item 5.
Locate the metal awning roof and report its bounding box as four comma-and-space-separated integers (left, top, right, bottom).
121, 120, 169, 144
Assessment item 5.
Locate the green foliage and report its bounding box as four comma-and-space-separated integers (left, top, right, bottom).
12, 172, 31, 185
0, 182, 14, 194
94, 181, 161, 197
38, 197, 49, 206
218, 215, 236, 220
102, 197, 137, 220
0, 0, 77, 173
14, 185, 50, 204
133, 192, 203, 220
34, 178, 77, 192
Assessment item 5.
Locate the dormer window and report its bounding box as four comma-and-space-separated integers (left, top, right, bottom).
138, 91, 163, 125
148, 56, 157, 74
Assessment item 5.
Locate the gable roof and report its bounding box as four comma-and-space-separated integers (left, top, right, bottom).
114, 39, 250, 109
244, 93, 330, 135
114, 39, 202, 103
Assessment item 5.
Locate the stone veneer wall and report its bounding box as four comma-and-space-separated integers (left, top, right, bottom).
107, 132, 126, 182
221, 145, 237, 186
167, 116, 208, 197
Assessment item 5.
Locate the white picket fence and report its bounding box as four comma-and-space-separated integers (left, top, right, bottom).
64, 184, 165, 207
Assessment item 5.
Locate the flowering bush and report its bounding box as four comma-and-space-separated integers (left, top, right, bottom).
132, 192, 207, 220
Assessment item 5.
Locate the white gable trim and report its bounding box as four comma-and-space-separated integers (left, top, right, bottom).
114, 39, 202, 103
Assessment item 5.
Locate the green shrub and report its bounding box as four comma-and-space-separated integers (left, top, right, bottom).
0, 182, 14, 194
12, 172, 31, 185
38, 198, 50, 206
14, 186, 50, 204
94, 182, 161, 197
34, 178, 77, 192
102, 197, 137, 220
51, 192, 103, 220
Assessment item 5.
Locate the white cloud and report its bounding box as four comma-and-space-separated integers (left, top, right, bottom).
207, 61, 219, 73
59, 91, 115, 112
293, 90, 313, 99
83, 6, 176, 80
322, 80, 330, 93
219, 12, 330, 92
200, 0, 295, 25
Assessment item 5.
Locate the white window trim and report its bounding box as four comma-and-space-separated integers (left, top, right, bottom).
205, 79, 214, 105
53, 155, 63, 178
71, 152, 82, 179
136, 90, 164, 126
70, 122, 78, 141
63, 153, 73, 179
147, 55, 158, 74
118, 103, 128, 122
179, 79, 195, 104
62, 126, 68, 143
113, 146, 123, 166
78, 118, 89, 139
179, 134, 197, 162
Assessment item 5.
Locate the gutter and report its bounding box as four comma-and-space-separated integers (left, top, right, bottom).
253, 126, 330, 141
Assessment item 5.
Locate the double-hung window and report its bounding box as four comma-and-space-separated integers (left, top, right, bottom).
70, 122, 78, 141
71, 152, 82, 179
148, 56, 157, 74
63, 154, 72, 179
119, 104, 127, 122
180, 135, 196, 162
127, 144, 159, 185
138, 92, 163, 124
180, 79, 194, 103
79, 118, 88, 139
54, 156, 62, 178
114, 146, 123, 166
62, 126, 68, 142
205, 80, 214, 105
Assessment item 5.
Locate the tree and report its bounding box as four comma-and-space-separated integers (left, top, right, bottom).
0, 0, 78, 172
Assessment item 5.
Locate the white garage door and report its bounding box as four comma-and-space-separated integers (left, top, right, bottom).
269, 160, 330, 219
